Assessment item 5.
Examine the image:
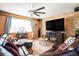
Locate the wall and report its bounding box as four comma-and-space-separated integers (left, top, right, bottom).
65, 12, 79, 38
0, 14, 7, 35
33, 19, 40, 38
41, 12, 79, 40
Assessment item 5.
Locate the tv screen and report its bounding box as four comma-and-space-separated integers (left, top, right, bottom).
46, 18, 64, 31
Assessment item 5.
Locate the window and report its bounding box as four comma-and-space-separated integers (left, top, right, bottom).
9, 17, 32, 33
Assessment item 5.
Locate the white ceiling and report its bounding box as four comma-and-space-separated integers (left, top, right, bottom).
0, 3, 79, 18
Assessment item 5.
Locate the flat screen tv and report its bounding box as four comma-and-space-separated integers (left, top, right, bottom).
46, 18, 64, 31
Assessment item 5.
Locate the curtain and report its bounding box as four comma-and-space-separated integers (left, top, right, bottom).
30, 18, 34, 38
30, 18, 34, 32
4, 16, 12, 34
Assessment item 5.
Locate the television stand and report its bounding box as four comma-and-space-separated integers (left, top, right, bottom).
46, 31, 64, 45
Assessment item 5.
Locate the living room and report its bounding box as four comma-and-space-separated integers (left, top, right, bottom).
0, 3, 79, 56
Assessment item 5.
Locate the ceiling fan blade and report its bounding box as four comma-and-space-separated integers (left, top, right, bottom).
34, 12, 40, 17
34, 7, 45, 11
34, 12, 45, 14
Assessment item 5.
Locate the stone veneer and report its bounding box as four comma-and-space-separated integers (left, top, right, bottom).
65, 12, 79, 38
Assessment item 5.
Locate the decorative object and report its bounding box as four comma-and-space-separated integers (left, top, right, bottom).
39, 35, 48, 46
16, 27, 27, 39
75, 28, 79, 34
75, 28, 79, 38
42, 35, 47, 40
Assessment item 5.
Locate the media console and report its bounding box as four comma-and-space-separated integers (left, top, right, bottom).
46, 31, 64, 45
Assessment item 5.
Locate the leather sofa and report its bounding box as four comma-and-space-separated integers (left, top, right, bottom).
41, 45, 79, 56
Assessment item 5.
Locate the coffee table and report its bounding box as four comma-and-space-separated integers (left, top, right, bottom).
32, 40, 54, 55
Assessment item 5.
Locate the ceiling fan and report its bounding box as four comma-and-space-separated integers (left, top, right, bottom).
28, 3, 45, 18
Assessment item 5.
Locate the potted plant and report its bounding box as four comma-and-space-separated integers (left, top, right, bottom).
75, 28, 79, 37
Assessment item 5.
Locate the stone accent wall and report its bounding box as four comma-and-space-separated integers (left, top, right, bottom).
64, 12, 79, 38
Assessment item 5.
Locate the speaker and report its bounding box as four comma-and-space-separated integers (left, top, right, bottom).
74, 6, 79, 12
